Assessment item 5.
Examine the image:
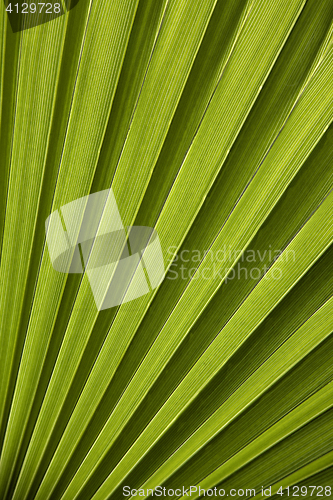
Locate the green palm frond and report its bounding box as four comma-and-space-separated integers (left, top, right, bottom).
0, 0, 332, 499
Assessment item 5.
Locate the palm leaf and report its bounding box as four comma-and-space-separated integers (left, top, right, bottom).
0, 0, 332, 499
